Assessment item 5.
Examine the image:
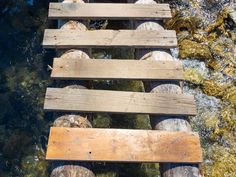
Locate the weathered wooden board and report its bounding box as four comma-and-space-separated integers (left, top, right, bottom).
48, 3, 171, 20
51, 58, 184, 81
42, 30, 177, 49
46, 127, 202, 163
44, 88, 196, 116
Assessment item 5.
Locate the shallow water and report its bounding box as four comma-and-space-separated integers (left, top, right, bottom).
0, 0, 235, 177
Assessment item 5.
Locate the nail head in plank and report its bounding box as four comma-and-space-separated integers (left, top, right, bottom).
51, 59, 184, 81
46, 127, 203, 163
44, 88, 197, 116
42, 29, 177, 49
49, 3, 172, 20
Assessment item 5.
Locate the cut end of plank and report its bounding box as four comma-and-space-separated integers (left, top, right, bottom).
46, 127, 203, 163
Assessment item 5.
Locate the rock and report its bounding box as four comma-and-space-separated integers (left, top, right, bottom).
2, 130, 32, 158
229, 10, 236, 25
179, 39, 212, 60
202, 80, 228, 98
21, 146, 48, 177
184, 68, 205, 84
165, 10, 201, 34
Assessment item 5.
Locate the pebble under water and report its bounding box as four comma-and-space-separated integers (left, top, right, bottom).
0, 0, 235, 177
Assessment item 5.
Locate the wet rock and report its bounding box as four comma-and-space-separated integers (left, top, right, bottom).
179, 39, 212, 60
21, 145, 48, 177
2, 130, 32, 158
165, 10, 201, 34
93, 114, 111, 128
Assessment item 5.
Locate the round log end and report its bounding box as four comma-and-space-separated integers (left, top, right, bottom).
53, 115, 92, 128
51, 165, 95, 177
58, 49, 90, 60
61, 21, 87, 30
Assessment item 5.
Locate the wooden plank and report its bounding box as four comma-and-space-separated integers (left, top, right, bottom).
44, 88, 196, 116
42, 29, 177, 49
49, 3, 172, 20
51, 58, 184, 81
46, 127, 203, 163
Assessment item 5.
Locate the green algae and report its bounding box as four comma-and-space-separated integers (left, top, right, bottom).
179, 39, 212, 60
184, 68, 205, 84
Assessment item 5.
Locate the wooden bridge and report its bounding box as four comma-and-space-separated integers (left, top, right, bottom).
42, 1, 203, 176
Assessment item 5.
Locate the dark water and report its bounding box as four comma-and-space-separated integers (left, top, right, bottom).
0, 0, 235, 177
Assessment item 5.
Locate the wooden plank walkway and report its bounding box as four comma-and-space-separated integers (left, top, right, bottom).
46, 127, 202, 163
44, 88, 196, 116
42, 1, 203, 169
43, 29, 177, 49
48, 3, 172, 20
51, 58, 184, 80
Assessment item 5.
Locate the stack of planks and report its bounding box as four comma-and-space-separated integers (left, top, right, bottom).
42, 1, 202, 176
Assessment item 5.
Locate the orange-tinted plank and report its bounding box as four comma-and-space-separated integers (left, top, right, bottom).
46, 127, 203, 163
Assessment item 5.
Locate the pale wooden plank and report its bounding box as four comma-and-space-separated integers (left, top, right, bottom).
51, 58, 184, 81
46, 127, 203, 163
42, 29, 177, 49
44, 88, 196, 116
49, 3, 172, 20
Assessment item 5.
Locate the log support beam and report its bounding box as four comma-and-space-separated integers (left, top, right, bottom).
132, 0, 200, 176
50, 0, 95, 177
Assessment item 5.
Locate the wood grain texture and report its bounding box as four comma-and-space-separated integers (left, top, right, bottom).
51, 58, 184, 81
42, 29, 177, 49
46, 127, 203, 163
44, 88, 196, 116
49, 3, 171, 20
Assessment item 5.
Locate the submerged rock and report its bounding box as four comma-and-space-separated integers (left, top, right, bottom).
53, 115, 92, 128
21, 145, 48, 177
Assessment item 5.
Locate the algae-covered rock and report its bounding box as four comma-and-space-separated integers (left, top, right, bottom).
93, 114, 111, 128
3, 130, 32, 158
20, 145, 48, 177
96, 172, 117, 177
204, 146, 236, 177
205, 7, 233, 35
202, 80, 228, 98
179, 39, 212, 60
184, 68, 205, 84
165, 10, 201, 34
223, 86, 236, 106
